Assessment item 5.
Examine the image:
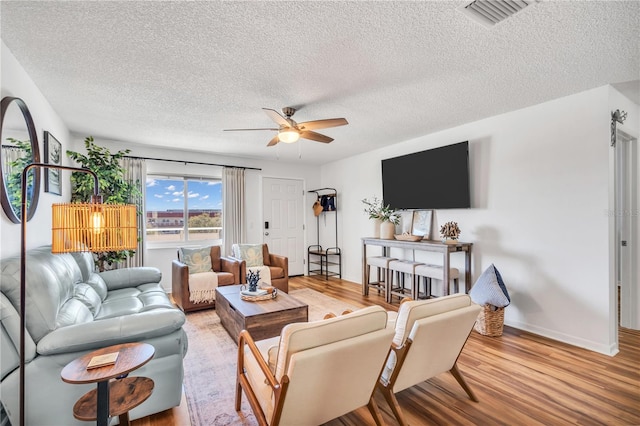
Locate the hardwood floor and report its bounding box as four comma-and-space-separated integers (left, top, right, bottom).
136, 276, 640, 426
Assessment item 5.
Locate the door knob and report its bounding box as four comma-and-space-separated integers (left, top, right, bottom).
264, 232, 269, 236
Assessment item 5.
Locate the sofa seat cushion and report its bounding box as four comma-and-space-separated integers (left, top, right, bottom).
95, 284, 175, 320
97, 297, 144, 319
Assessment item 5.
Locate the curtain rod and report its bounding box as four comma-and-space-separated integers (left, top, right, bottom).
125, 155, 261, 171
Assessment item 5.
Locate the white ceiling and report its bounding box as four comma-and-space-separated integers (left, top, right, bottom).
1, 1, 639, 165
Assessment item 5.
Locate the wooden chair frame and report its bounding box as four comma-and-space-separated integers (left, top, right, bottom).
236, 329, 386, 426
377, 332, 478, 426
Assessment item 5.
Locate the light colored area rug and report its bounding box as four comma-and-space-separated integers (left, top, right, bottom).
181, 288, 358, 426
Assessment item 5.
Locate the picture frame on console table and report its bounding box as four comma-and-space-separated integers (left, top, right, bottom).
411, 210, 433, 240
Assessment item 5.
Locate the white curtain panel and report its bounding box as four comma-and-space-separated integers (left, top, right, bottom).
120, 157, 146, 267
222, 167, 246, 256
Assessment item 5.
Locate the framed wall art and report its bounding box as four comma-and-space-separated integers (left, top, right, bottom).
411, 210, 433, 240
44, 131, 62, 195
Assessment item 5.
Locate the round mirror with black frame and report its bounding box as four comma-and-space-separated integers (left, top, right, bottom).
0, 96, 41, 223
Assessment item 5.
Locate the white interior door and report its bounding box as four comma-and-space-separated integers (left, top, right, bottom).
262, 177, 305, 276
615, 130, 638, 329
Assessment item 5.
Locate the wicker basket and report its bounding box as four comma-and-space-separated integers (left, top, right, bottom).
474, 304, 504, 337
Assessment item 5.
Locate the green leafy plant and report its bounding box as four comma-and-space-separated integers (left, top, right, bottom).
5, 138, 35, 219
67, 136, 141, 271
361, 196, 400, 225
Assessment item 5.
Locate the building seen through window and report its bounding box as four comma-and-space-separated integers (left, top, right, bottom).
145, 176, 222, 243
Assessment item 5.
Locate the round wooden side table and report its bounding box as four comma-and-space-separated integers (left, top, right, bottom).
61, 342, 155, 426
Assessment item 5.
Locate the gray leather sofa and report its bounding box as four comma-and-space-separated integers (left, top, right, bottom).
0, 246, 188, 425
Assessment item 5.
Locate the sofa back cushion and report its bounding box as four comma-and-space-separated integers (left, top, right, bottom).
0, 246, 83, 342
70, 251, 96, 281
232, 244, 264, 267
179, 247, 212, 274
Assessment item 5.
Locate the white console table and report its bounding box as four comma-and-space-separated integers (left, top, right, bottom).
361, 237, 473, 296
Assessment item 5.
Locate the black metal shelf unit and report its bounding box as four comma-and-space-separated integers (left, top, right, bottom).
307, 188, 341, 280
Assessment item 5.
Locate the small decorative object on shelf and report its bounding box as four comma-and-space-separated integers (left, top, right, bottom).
361, 196, 399, 239
440, 221, 461, 244
394, 232, 422, 242
247, 270, 260, 292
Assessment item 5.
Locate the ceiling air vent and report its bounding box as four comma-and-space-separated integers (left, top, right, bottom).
458, 0, 539, 28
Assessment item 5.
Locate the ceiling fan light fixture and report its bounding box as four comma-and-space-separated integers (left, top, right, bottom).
278, 129, 300, 143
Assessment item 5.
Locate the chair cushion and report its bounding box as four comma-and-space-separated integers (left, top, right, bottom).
469, 264, 510, 308
179, 247, 212, 274
273, 306, 388, 381
233, 244, 264, 267
392, 294, 473, 347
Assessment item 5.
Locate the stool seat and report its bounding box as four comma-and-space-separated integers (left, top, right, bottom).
414, 264, 460, 298
365, 256, 397, 300
388, 260, 424, 302
415, 264, 460, 279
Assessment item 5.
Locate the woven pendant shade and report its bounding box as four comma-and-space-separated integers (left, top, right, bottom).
51, 203, 137, 253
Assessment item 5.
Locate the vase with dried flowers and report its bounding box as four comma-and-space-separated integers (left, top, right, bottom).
362, 197, 400, 239
439, 221, 461, 244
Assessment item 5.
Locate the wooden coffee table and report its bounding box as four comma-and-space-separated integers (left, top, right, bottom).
216, 285, 308, 341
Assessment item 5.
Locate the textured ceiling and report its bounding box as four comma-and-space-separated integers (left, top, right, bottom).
1, 1, 639, 165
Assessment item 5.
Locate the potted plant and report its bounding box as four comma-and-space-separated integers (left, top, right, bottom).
67, 136, 140, 271
362, 197, 399, 239
439, 221, 461, 244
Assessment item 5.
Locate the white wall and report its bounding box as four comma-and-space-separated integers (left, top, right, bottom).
1, 41, 72, 259
67, 137, 322, 290
321, 86, 633, 355
4, 36, 638, 354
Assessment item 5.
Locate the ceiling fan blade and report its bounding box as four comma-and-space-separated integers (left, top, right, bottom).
262, 108, 291, 127
267, 135, 280, 147
223, 127, 278, 132
297, 118, 348, 131
299, 130, 334, 143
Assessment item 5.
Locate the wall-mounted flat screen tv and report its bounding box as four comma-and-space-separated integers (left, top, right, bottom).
382, 141, 471, 210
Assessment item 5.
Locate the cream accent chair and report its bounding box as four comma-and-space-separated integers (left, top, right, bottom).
378, 294, 481, 426
236, 305, 394, 425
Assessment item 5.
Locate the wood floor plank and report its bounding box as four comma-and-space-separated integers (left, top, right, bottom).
136, 276, 640, 426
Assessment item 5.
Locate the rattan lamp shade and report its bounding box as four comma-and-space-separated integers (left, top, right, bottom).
51, 203, 137, 253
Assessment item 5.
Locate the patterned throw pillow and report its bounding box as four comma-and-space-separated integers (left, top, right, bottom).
469, 264, 510, 308
180, 247, 212, 274
232, 244, 264, 267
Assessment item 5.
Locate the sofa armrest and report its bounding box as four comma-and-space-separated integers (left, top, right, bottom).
36, 309, 186, 355
171, 260, 190, 310
269, 253, 288, 279
99, 267, 162, 290
220, 256, 241, 284
230, 256, 247, 283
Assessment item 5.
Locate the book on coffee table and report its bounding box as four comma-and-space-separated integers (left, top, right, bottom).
241, 289, 268, 297
87, 351, 119, 369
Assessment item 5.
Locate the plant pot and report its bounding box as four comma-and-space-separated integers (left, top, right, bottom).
372, 218, 382, 238
442, 238, 458, 244
380, 221, 395, 240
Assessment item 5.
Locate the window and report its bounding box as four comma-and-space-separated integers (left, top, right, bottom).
145, 176, 222, 244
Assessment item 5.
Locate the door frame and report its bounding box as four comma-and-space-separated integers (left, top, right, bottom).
259, 175, 306, 276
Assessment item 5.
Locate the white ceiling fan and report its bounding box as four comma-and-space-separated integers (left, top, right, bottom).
224, 107, 348, 147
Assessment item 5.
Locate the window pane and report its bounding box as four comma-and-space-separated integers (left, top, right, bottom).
187, 180, 222, 241
145, 178, 186, 242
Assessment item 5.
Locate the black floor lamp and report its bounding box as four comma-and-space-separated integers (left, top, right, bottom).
18, 163, 137, 426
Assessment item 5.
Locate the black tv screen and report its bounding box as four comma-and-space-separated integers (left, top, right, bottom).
382, 141, 471, 210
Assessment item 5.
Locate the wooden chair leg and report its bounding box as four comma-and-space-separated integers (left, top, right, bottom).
235, 379, 243, 410
367, 396, 385, 426
450, 363, 478, 402
377, 382, 408, 426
